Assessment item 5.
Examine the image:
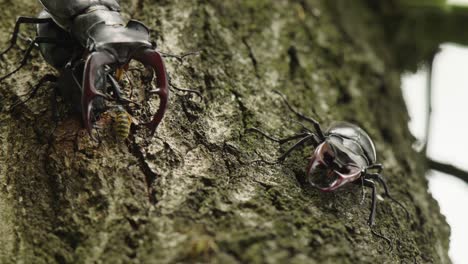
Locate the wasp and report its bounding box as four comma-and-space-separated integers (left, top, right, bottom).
0, 0, 168, 137
112, 106, 132, 141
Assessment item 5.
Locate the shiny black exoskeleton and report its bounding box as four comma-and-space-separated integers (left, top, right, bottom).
249, 91, 409, 242
0, 0, 168, 137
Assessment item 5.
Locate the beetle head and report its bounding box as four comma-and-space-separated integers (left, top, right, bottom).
86, 20, 152, 63
307, 140, 363, 191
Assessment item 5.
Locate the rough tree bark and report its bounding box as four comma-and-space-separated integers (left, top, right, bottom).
0, 0, 451, 263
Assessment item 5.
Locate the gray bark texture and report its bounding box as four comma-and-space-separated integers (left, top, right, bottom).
0, 0, 451, 263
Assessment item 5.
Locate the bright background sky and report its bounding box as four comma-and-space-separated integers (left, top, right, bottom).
402, 44, 468, 264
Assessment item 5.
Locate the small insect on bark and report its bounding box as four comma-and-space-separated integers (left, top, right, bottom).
112, 106, 132, 141
248, 91, 410, 244
0, 0, 168, 138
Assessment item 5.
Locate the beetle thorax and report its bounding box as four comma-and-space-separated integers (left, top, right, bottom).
325, 135, 369, 168
71, 6, 125, 47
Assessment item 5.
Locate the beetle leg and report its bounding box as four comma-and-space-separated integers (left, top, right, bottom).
272, 90, 326, 140
107, 73, 137, 105
107, 73, 126, 101
133, 49, 169, 136
0, 37, 72, 82
363, 179, 377, 226
360, 177, 366, 205
0, 16, 53, 58
363, 179, 392, 247
167, 74, 203, 99
8, 74, 57, 111
367, 173, 410, 220
352, 177, 368, 205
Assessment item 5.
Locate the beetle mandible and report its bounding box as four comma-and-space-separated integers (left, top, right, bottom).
0, 0, 168, 137
248, 91, 409, 242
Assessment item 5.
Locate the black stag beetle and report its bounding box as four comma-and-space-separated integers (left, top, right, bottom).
248, 91, 410, 243
0, 0, 168, 137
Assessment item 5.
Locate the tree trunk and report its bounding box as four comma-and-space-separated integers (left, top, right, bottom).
0, 0, 451, 263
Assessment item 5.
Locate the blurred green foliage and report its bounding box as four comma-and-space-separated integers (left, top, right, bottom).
368, 0, 468, 71
397, 0, 448, 9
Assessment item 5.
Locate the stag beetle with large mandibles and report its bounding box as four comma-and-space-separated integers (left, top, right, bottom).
0, 0, 168, 137
248, 91, 410, 243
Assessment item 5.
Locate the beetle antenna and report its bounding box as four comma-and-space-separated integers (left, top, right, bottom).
272, 90, 326, 140
276, 135, 316, 163
160, 50, 200, 63
246, 127, 313, 145
290, 119, 314, 133
362, 179, 393, 248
